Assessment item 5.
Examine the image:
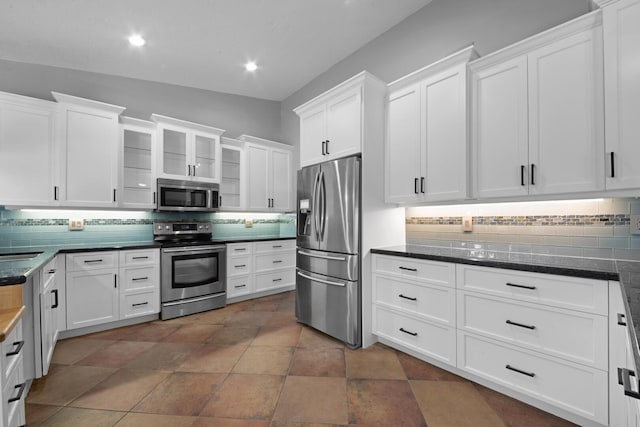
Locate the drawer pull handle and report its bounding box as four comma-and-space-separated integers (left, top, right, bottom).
272, 278, 282, 282
132, 277, 149, 281
7, 382, 26, 403
618, 313, 627, 326
6, 340, 24, 357
48, 269, 56, 274
398, 266, 417, 272
399, 294, 417, 301
273, 260, 283, 264
235, 264, 247, 268
234, 284, 247, 288
132, 256, 149, 260
619, 368, 640, 399
234, 248, 247, 251
84, 259, 103, 263
505, 364, 535, 378
132, 302, 149, 307
273, 245, 283, 248
506, 282, 536, 290
399, 327, 418, 337
506, 320, 536, 330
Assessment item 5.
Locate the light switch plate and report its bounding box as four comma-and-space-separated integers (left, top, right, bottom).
631, 214, 640, 235
69, 219, 84, 231
244, 219, 253, 228
462, 216, 473, 232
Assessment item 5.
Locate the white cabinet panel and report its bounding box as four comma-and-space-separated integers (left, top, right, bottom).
0, 92, 56, 206
119, 117, 156, 209
325, 87, 362, 160
66, 269, 119, 329
603, 0, 640, 190
386, 47, 475, 203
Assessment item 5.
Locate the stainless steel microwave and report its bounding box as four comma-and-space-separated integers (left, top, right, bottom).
156, 178, 219, 212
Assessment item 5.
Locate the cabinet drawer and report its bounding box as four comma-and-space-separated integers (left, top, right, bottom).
2, 357, 25, 427
67, 251, 118, 271
374, 305, 456, 366
255, 268, 295, 292
457, 332, 607, 425
227, 242, 253, 256
373, 255, 455, 288
228, 256, 251, 276
255, 252, 295, 272
227, 275, 252, 298
120, 266, 158, 292
120, 248, 158, 266
1, 321, 23, 383
456, 264, 608, 315
374, 275, 455, 326
458, 291, 607, 369
254, 240, 295, 253
120, 290, 159, 319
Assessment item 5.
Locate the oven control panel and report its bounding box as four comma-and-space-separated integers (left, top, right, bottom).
153, 221, 212, 236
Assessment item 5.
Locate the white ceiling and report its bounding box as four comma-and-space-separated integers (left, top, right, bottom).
0, 0, 432, 101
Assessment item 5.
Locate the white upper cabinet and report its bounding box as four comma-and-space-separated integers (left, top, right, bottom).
0, 91, 57, 206
53, 92, 126, 208
386, 46, 477, 204
295, 72, 384, 167
119, 117, 156, 209
220, 137, 245, 211
471, 12, 604, 200
151, 114, 224, 183
240, 135, 293, 212
601, 0, 640, 190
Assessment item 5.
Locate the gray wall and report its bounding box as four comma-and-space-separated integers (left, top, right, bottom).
0, 59, 282, 141
280, 0, 593, 162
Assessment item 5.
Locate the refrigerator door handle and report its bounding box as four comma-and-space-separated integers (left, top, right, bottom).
297, 270, 346, 287
319, 170, 327, 241
312, 170, 321, 242
297, 250, 347, 261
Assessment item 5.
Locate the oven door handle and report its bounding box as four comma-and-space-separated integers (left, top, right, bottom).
163, 246, 225, 253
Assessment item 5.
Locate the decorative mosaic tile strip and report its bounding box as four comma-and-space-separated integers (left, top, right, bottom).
407, 214, 631, 226
0, 215, 296, 227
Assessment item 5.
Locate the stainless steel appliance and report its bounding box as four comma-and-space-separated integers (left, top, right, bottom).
154, 221, 226, 319
156, 178, 220, 212
296, 155, 361, 348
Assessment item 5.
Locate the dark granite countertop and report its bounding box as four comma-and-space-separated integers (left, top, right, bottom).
372, 244, 640, 378
0, 236, 295, 286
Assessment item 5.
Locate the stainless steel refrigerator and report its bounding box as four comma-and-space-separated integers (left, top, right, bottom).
296, 155, 361, 348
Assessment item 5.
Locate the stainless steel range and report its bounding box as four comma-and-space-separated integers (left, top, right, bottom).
154, 221, 226, 320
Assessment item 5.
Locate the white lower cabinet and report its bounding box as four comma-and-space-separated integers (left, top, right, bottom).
1, 320, 26, 427
226, 239, 295, 302
372, 254, 612, 426
39, 255, 65, 376
66, 249, 159, 330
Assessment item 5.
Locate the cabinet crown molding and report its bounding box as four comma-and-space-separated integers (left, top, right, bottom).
293, 70, 385, 116
51, 91, 126, 115
119, 116, 155, 129
150, 113, 225, 136
591, 0, 619, 7
238, 134, 291, 149
388, 44, 478, 90
469, 9, 602, 70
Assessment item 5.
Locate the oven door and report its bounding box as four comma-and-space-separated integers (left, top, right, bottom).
161, 245, 226, 302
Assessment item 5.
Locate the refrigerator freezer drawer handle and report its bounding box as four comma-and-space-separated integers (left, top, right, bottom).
297, 271, 346, 287
297, 250, 347, 261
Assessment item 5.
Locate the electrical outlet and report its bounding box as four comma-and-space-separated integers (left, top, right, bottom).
244, 219, 253, 228
631, 214, 640, 235
69, 219, 84, 231
462, 216, 473, 232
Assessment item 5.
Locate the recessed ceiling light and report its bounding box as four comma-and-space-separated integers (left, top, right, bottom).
245, 61, 258, 72
128, 34, 146, 47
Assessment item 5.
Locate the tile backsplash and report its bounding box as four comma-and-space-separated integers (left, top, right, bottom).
0, 207, 295, 250
406, 198, 640, 261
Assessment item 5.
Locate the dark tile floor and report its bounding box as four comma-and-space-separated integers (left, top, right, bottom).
26, 291, 578, 426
